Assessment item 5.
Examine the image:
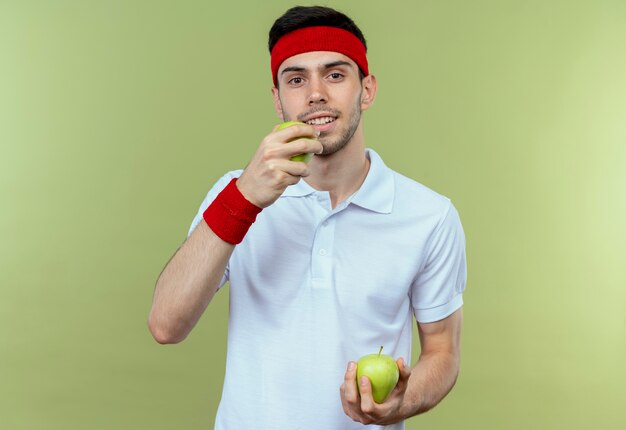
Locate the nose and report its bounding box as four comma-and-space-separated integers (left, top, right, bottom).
307, 76, 327, 105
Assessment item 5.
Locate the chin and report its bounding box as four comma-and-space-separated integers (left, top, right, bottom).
317, 139, 349, 157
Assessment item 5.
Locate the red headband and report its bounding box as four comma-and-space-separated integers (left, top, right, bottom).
270, 26, 369, 86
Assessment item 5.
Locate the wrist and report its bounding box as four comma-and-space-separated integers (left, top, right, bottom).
234, 175, 262, 208
397, 384, 425, 420
203, 178, 263, 244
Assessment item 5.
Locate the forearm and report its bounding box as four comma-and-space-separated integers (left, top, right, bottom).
399, 349, 460, 419
148, 221, 234, 344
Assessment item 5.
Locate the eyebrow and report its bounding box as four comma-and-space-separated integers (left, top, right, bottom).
280, 60, 354, 76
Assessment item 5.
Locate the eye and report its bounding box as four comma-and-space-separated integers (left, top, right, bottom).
288, 76, 304, 85
328, 72, 344, 80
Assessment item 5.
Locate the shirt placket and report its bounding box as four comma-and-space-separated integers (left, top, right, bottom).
310, 191, 354, 289
310, 191, 333, 289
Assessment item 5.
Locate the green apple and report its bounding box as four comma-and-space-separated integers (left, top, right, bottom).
276, 121, 314, 163
356, 346, 400, 404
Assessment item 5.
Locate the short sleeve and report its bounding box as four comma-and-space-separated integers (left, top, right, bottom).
186, 169, 243, 290
411, 201, 467, 323
187, 170, 244, 238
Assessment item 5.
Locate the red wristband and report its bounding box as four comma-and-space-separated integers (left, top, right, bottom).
203, 178, 263, 244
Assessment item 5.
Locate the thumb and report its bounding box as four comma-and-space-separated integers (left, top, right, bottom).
358, 375, 376, 410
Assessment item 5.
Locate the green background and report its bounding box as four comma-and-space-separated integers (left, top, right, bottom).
2, 0, 625, 428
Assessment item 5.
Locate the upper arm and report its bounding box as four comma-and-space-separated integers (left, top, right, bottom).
417, 307, 463, 357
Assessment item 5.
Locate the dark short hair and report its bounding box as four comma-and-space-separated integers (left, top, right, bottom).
268, 6, 368, 83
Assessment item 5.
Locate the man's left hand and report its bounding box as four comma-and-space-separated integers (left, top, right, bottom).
340, 357, 412, 426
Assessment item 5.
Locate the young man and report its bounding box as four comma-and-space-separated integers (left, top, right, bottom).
149, 6, 467, 430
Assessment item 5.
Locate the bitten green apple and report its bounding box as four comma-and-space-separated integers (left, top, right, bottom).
356, 346, 400, 404
276, 121, 314, 163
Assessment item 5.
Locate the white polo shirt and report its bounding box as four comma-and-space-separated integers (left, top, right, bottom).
188, 148, 466, 430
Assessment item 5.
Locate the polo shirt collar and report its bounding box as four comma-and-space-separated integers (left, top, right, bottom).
281, 148, 395, 214
350, 148, 395, 214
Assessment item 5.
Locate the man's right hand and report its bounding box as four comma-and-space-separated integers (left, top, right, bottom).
236, 123, 323, 208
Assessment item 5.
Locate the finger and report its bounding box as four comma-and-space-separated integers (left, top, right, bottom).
342, 361, 359, 404
274, 123, 319, 141
358, 375, 378, 417
340, 383, 356, 421
393, 357, 412, 394
341, 362, 370, 423
272, 159, 310, 178
399, 358, 411, 380
274, 137, 322, 159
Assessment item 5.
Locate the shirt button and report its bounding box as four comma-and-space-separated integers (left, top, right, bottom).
322, 221, 329, 227
319, 249, 327, 256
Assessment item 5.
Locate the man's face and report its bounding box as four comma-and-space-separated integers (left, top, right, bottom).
272, 51, 375, 156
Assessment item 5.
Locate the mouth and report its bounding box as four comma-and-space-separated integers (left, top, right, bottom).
305, 116, 336, 126
303, 114, 338, 133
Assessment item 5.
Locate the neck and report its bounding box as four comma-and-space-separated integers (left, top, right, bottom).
304, 123, 370, 209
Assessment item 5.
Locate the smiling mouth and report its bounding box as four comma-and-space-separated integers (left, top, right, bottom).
305, 116, 336, 126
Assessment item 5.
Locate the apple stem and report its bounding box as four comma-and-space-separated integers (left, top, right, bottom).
379, 346, 383, 357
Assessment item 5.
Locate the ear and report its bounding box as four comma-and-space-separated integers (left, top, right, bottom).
271, 87, 284, 120
360, 74, 377, 111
